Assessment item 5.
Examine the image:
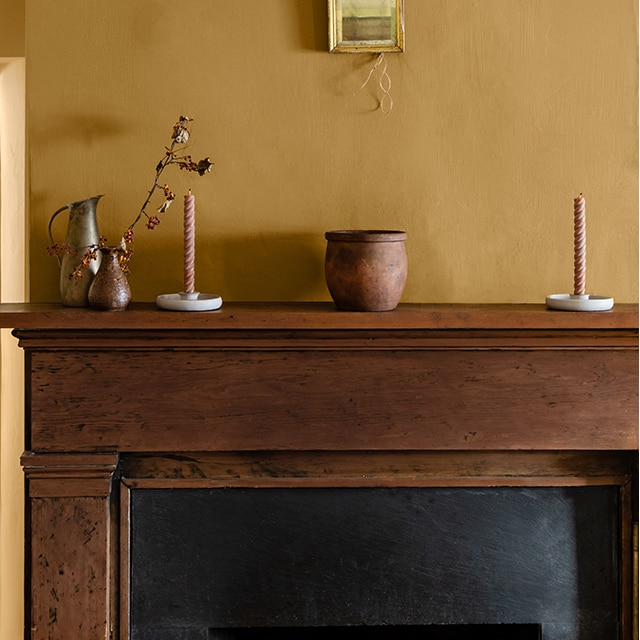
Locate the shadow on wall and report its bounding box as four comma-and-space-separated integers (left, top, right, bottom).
211, 232, 329, 301
295, 0, 330, 52
136, 229, 464, 305
122, 232, 331, 303
30, 112, 131, 148
34, 218, 330, 303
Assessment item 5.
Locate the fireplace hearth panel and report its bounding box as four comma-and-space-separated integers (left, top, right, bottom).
129, 486, 619, 640
207, 624, 542, 639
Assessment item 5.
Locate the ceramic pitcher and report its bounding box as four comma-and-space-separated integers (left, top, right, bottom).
48, 195, 103, 307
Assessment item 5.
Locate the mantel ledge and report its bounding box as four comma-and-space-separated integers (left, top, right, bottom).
0, 301, 637, 331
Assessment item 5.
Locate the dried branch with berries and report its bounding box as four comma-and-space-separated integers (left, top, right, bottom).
47, 116, 213, 278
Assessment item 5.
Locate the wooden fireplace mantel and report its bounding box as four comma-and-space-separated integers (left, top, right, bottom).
1, 302, 638, 639
1, 300, 638, 329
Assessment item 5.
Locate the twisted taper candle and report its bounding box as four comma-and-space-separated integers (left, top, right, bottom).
573, 194, 586, 296
183, 191, 195, 294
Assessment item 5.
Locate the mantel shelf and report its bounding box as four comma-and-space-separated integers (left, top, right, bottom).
0, 301, 637, 331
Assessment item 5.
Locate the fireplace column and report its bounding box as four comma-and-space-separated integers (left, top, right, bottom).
21, 453, 119, 640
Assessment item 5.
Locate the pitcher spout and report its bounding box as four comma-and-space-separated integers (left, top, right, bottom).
70, 194, 104, 210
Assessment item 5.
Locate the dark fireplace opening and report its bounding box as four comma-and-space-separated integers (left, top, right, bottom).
208, 623, 541, 639
129, 486, 619, 640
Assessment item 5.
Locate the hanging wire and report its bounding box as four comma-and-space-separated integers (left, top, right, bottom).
354, 53, 394, 114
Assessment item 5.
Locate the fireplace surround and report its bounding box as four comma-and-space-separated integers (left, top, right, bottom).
1, 302, 637, 640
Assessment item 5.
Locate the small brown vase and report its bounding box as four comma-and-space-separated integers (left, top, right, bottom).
324, 230, 408, 311
87, 246, 132, 311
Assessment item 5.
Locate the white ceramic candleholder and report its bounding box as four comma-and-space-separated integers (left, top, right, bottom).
546, 293, 614, 312
156, 291, 223, 312
546, 194, 614, 312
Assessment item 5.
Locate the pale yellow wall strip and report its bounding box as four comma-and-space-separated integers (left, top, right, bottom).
0, 57, 26, 640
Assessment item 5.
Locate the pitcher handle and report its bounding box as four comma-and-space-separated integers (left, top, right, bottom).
47, 204, 71, 266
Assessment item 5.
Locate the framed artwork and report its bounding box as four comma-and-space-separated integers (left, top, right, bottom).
329, 0, 405, 53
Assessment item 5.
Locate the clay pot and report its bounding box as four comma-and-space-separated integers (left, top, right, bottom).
324, 230, 407, 311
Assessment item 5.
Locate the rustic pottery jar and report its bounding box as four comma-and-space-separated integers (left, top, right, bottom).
324, 230, 408, 311
87, 246, 132, 311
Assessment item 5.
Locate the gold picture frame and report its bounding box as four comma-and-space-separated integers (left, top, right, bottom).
329, 0, 405, 53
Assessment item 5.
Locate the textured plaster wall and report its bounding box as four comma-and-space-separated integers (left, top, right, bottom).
27, 1, 638, 303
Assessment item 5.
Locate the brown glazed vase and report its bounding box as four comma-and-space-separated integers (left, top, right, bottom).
87, 246, 132, 311
324, 230, 408, 311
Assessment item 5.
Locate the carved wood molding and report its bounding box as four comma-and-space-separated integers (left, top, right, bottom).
120, 450, 637, 489
21, 452, 119, 497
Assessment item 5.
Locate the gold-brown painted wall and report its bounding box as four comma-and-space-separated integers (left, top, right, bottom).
27, 0, 638, 303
